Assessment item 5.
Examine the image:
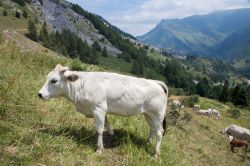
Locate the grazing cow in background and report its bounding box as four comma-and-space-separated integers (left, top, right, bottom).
221, 125, 250, 143
209, 109, 221, 119
38, 64, 168, 158
193, 105, 200, 111
197, 109, 212, 117
228, 135, 248, 153
171, 100, 181, 111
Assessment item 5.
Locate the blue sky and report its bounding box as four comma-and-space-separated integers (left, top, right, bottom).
68, 0, 250, 36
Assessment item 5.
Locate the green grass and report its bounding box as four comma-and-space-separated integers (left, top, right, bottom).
0, 11, 28, 34
1, 30, 250, 166
98, 56, 132, 74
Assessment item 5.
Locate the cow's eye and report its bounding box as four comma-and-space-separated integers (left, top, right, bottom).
51, 79, 58, 84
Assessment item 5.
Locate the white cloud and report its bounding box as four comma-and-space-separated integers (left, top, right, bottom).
108, 0, 250, 36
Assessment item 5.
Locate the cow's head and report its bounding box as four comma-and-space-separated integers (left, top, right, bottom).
38, 64, 79, 99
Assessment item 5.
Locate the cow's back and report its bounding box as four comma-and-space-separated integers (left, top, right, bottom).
227, 125, 250, 142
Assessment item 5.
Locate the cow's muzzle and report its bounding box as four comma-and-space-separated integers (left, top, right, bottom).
38, 93, 43, 99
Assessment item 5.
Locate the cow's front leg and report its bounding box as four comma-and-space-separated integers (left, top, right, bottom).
93, 108, 106, 154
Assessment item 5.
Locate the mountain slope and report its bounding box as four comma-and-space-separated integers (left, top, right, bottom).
138, 8, 250, 56
216, 25, 250, 78
33, 0, 122, 55
215, 25, 250, 68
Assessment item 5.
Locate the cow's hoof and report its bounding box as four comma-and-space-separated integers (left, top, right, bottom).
154, 153, 160, 159
95, 149, 103, 154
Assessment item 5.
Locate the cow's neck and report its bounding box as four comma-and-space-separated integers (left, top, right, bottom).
62, 82, 78, 103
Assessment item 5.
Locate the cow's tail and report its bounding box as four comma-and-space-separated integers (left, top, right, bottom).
157, 81, 168, 136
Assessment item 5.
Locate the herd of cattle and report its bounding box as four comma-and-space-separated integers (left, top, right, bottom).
171, 99, 250, 154
171, 100, 221, 118
38, 65, 249, 158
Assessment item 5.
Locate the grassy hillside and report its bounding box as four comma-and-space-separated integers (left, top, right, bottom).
0, 32, 250, 166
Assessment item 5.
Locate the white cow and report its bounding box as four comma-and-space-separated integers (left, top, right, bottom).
221, 124, 250, 143
193, 105, 200, 111
209, 109, 221, 119
197, 109, 212, 117
171, 100, 181, 111
38, 64, 168, 158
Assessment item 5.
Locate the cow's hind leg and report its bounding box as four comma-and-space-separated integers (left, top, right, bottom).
93, 108, 106, 154
231, 145, 235, 153
144, 114, 154, 144
105, 116, 114, 136
150, 114, 164, 159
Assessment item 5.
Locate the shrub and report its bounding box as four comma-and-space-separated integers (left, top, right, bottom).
23, 10, 28, 18
15, 11, 21, 18
228, 109, 241, 118
183, 95, 199, 107
167, 110, 180, 125
3, 10, 8, 16
181, 112, 192, 122
70, 59, 87, 71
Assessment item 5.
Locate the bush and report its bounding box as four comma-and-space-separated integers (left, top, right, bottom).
70, 59, 87, 71
181, 112, 192, 122
183, 95, 199, 107
3, 10, 8, 16
23, 10, 28, 18
228, 109, 241, 118
167, 111, 180, 125
15, 11, 21, 18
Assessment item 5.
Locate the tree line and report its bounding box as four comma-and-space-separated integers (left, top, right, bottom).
26, 20, 110, 64
219, 80, 249, 107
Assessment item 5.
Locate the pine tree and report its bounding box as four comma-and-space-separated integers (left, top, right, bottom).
236, 89, 248, 107
231, 84, 241, 106
246, 86, 250, 106
219, 80, 230, 102
102, 46, 108, 57
92, 41, 102, 52
3, 10, 7, 16
196, 77, 211, 98
23, 10, 28, 18
40, 22, 50, 47
15, 11, 21, 18
132, 57, 144, 75
27, 20, 37, 41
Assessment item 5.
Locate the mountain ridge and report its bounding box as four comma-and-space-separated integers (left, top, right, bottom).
138, 8, 250, 56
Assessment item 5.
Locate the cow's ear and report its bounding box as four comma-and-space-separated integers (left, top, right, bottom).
55, 64, 63, 69
66, 73, 79, 82
60, 66, 70, 74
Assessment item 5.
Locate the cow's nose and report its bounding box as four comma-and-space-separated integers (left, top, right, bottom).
38, 93, 43, 99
